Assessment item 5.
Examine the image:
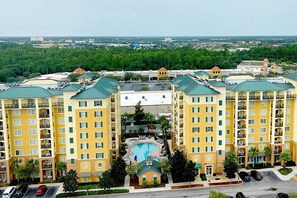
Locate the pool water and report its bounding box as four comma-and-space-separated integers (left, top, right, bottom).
130, 143, 158, 162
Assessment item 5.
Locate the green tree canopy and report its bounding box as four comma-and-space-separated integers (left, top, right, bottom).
110, 157, 127, 185
170, 150, 187, 182
99, 171, 113, 191
223, 152, 239, 179
134, 101, 144, 124
279, 152, 291, 169
63, 169, 79, 193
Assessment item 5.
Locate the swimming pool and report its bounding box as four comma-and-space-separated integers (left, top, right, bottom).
130, 143, 158, 162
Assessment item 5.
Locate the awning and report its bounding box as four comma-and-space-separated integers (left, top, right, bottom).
95, 171, 103, 177
80, 172, 91, 177
248, 152, 266, 157
195, 163, 202, 169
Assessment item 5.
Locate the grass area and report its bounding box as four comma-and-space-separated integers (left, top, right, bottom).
289, 193, 297, 198
78, 183, 99, 190
56, 189, 129, 197
278, 168, 293, 175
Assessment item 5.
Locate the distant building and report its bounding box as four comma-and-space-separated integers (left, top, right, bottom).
31, 36, 44, 42
164, 37, 173, 42
77, 72, 95, 84
210, 66, 222, 78
137, 157, 161, 186
157, 67, 169, 80
237, 58, 269, 75
73, 68, 86, 75
88, 39, 95, 44
194, 70, 210, 80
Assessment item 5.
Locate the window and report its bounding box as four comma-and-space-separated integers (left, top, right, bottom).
58, 108, 64, 114
192, 137, 200, 143
81, 154, 89, 159
95, 142, 104, 148
94, 100, 102, 107
15, 150, 23, 156
192, 127, 200, 133
69, 127, 73, 133
285, 127, 290, 132
226, 110, 230, 116
248, 119, 254, 124
219, 120, 222, 126
96, 153, 104, 159
30, 149, 38, 155
95, 132, 103, 138
29, 139, 37, 145
81, 143, 89, 149
219, 100, 222, 106
68, 117, 73, 122
80, 122, 88, 128
259, 145, 265, 151
286, 108, 291, 114
260, 119, 266, 124
12, 109, 21, 116
226, 101, 230, 107
14, 129, 22, 136
287, 100, 291, 105
260, 137, 266, 142
261, 101, 267, 106
218, 150, 222, 155
13, 119, 21, 126
192, 97, 200, 103
70, 159, 75, 164
248, 137, 254, 143
249, 110, 255, 116
192, 117, 199, 123
284, 144, 289, 149
286, 118, 290, 123
59, 148, 66, 153
68, 106, 72, 112
285, 136, 290, 141
205, 146, 213, 152
58, 118, 65, 124
14, 140, 23, 146
94, 111, 102, 117
226, 129, 230, 135
80, 133, 88, 139
260, 128, 266, 133
206, 106, 213, 112
226, 120, 230, 126
192, 147, 200, 153
28, 119, 36, 125
95, 122, 103, 128
69, 138, 74, 144
206, 127, 213, 132
98, 163, 103, 168
260, 110, 267, 115
28, 109, 36, 115
219, 110, 222, 116
70, 148, 74, 154
192, 107, 199, 113
249, 101, 255, 106
206, 117, 213, 122
219, 140, 222, 145
59, 128, 65, 134
29, 129, 37, 135
83, 163, 88, 169
59, 138, 66, 144
206, 136, 213, 142
206, 96, 213, 102
79, 112, 88, 118
79, 101, 87, 107
226, 138, 230, 144
219, 130, 222, 136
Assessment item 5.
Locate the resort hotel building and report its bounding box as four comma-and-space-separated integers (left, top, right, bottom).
171, 72, 297, 176
0, 76, 120, 183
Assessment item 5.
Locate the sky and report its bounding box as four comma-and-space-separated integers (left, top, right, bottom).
0, 0, 297, 37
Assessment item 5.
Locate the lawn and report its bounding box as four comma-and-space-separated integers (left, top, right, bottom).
278, 168, 293, 175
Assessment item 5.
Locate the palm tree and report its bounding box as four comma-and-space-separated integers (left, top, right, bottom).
56, 161, 67, 179
249, 147, 259, 168
121, 112, 129, 134
279, 152, 291, 169
264, 146, 272, 166
11, 159, 22, 182
144, 112, 154, 133
27, 159, 39, 182
159, 116, 170, 142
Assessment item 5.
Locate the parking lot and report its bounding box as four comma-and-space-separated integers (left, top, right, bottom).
0, 186, 58, 198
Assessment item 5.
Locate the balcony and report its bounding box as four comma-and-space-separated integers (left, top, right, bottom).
4, 104, 19, 109
179, 96, 183, 100
40, 123, 50, 128
249, 96, 261, 100
237, 140, 246, 146
42, 160, 52, 169
111, 108, 115, 112
237, 151, 245, 156
0, 136, 4, 141
275, 123, 283, 127
179, 124, 183, 128
0, 166, 6, 171
287, 94, 296, 99
52, 102, 64, 107
238, 96, 247, 100
179, 132, 183, 137
237, 133, 246, 138
41, 152, 52, 157
21, 103, 36, 108
111, 127, 116, 132
40, 133, 51, 139
276, 104, 284, 108
0, 146, 4, 151
39, 103, 49, 108
238, 106, 247, 110
276, 95, 284, 99
41, 143, 51, 149
275, 114, 283, 118
238, 124, 246, 129
111, 98, 115, 102
226, 96, 235, 100
274, 140, 282, 144
274, 147, 282, 154
238, 114, 246, 119
263, 95, 274, 100
39, 113, 50, 118
179, 114, 183, 119
0, 155, 5, 159
274, 132, 283, 136
179, 105, 183, 109
0, 126, 3, 130
111, 118, 115, 122
112, 142, 116, 149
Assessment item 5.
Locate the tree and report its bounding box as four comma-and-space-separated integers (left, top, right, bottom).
26, 159, 39, 182
159, 159, 171, 180
134, 101, 144, 124
170, 150, 187, 182
223, 152, 239, 179
110, 157, 127, 185
159, 116, 170, 142
121, 112, 129, 134
56, 161, 66, 179
279, 152, 291, 169
127, 163, 141, 181
183, 160, 197, 185
63, 169, 79, 193
68, 73, 81, 82
264, 146, 272, 166
99, 171, 112, 191
210, 191, 229, 198
144, 112, 154, 133
249, 147, 259, 168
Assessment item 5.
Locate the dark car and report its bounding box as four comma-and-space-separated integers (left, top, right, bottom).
250, 170, 263, 181
35, 185, 47, 196
238, 171, 250, 182
277, 193, 289, 198
13, 183, 28, 198
236, 192, 246, 198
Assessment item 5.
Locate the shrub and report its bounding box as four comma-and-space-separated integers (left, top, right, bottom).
210, 191, 229, 198
142, 180, 148, 188
56, 189, 129, 197
278, 168, 293, 175
153, 180, 159, 187
200, 174, 207, 181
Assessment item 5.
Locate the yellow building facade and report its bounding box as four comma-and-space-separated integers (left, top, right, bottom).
0, 77, 120, 184
172, 74, 297, 175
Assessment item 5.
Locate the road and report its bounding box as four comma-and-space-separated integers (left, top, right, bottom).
93, 172, 297, 198
0, 186, 58, 198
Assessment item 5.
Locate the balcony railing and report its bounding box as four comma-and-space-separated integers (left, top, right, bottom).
275, 114, 283, 118
179, 133, 183, 137
237, 152, 245, 156
39, 114, 50, 118
40, 123, 50, 128
238, 115, 246, 119
52, 102, 64, 107
0, 166, 6, 171
274, 132, 283, 136
238, 124, 246, 129
38, 103, 49, 107
276, 95, 284, 99
238, 96, 247, 100
0, 136, 4, 141
4, 104, 19, 109
276, 105, 284, 108
179, 96, 183, 100
42, 164, 52, 169
263, 95, 274, 100
0, 146, 5, 151
40, 134, 51, 138
21, 103, 36, 108
275, 123, 283, 127
179, 124, 183, 128
42, 153, 52, 157
274, 150, 282, 154
237, 134, 246, 138
111, 118, 115, 122
287, 94, 296, 99
41, 143, 51, 149
180, 115, 183, 119
111, 108, 115, 112
226, 96, 235, 100
179, 105, 183, 109
249, 96, 261, 100
274, 140, 282, 144
238, 106, 247, 110
237, 141, 245, 146
0, 126, 3, 130
111, 98, 115, 102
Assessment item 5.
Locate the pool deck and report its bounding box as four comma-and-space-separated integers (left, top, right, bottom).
124, 137, 163, 163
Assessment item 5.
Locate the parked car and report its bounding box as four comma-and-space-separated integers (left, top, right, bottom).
276, 193, 289, 198
2, 186, 16, 198
238, 171, 251, 182
236, 192, 246, 198
35, 185, 47, 196
250, 170, 263, 181
13, 183, 28, 198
